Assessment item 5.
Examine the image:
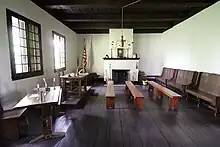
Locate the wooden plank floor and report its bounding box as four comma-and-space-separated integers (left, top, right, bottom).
7, 85, 220, 147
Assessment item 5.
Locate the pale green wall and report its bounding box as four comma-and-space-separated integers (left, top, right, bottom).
162, 1, 220, 73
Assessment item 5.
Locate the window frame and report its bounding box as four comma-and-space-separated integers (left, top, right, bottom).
6, 9, 44, 81
52, 31, 67, 72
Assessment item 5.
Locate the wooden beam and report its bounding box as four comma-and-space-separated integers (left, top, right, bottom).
74, 28, 167, 34
32, 0, 217, 6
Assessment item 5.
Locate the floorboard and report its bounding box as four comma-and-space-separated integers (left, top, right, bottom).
6, 85, 220, 147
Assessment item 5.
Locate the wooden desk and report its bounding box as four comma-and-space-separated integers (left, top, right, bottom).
13, 86, 64, 143
60, 73, 89, 99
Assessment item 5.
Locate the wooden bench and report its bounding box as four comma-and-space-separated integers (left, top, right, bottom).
105, 81, 115, 109
1, 108, 27, 139
148, 81, 181, 111
125, 81, 144, 110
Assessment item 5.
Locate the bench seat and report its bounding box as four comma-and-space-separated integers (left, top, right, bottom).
106, 81, 115, 109
186, 89, 214, 104
125, 81, 144, 109
186, 72, 220, 116
148, 81, 181, 111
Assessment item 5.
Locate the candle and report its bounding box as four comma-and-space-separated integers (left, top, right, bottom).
37, 84, 40, 91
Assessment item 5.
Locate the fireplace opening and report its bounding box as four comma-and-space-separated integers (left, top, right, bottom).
112, 69, 130, 84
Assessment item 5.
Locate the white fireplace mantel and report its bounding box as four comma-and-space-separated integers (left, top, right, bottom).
103, 58, 140, 82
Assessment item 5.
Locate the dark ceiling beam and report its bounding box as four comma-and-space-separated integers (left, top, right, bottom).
74, 29, 167, 34
71, 26, 169, 30
60, 12, 186, 22
44, 3, 212, 10
63, 18, 182, 23
57, 11, 188, 19
32, 0, 217, 6
68, 22, 171, 30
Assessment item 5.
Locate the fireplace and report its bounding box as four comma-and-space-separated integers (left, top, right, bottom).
112, 69, 130, 84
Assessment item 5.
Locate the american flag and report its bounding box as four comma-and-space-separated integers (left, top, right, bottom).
83, 39, 87, 73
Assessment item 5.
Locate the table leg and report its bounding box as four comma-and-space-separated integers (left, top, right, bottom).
29, 105, 65, 143
63, 79, 67, 101
84, 78, 87, 91
78, 80, 82, 98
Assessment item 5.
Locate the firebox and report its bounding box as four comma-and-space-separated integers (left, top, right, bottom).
112, 69, 130, 84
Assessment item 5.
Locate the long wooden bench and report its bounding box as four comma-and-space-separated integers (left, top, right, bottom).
105, 81, 115, 109
125, 81, 144, 110
148, 81, 181, 111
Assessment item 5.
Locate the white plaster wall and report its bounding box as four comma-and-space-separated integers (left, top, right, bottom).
77, 34, 109, 76
109, 29, 134, 58
0, 0, 77, 105
162, 1, 220, 73
133, 34, 163, 75
77, 34, 163, 76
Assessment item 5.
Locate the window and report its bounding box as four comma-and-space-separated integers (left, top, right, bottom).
7, 9, 43, 80
52, 31, 66, 71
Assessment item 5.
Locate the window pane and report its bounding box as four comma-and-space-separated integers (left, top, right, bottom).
36, 49, 40, 56
22, 56, 28, 64
33, 41, 36, 48
21, 47, 27, 55
31, 64, 36, 71
20, 38, 27, 47
16, 65, 22, 73
20, 30, 26, 38
36, 42, 39, 48
12, 16, 19, 27
36, 57, 40, 63
12, 27, 20, 45
35, 34, 39, 41
29, 40, 34, 48
61, 63, 65, 68
61, 57, 65, 64
19, 20, 25, 29
30, 49, 34, 56
35, 26, 38, 33
22, 64, 28, 72
15, 56, 21, 64
37, 64, 41, 70
14, 46, 21, 56
29, 32, 33, 40
31, 56, 36, 63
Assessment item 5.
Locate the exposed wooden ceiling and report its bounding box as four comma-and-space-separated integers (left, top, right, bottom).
31, 0, 218, 34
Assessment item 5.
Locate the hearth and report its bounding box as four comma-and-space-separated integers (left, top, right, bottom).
112, 69, 130, 84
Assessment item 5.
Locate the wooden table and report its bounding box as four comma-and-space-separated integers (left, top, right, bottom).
60, 73, 89, 99
13, 86, 64, 143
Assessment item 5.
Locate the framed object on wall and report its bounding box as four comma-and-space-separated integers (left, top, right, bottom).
117, 48, 124, 58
